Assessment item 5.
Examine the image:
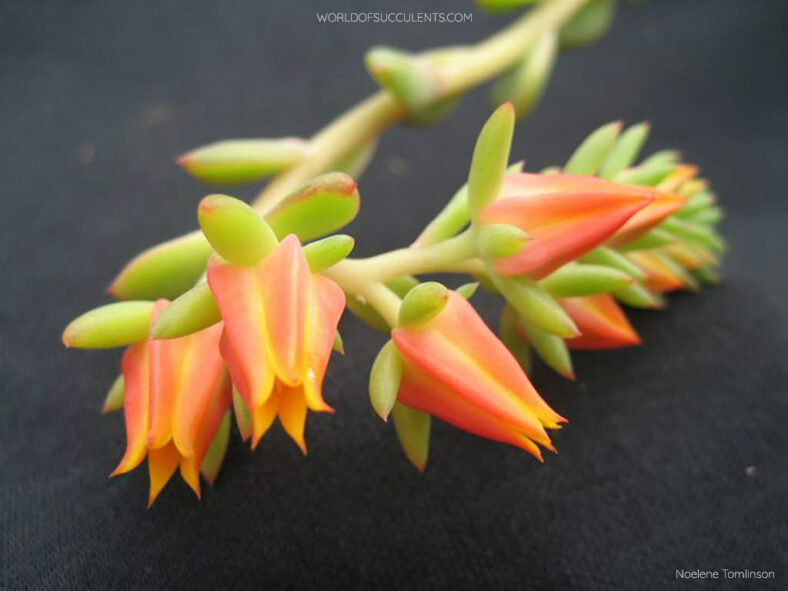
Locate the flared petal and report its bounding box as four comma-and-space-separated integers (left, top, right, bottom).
393, 293, 563, 443
561, 294, 641, 350
628, 251, 684, 293
607, 191, 686, 247
147, 440, 181, 507
251, 391, 279, 449
302, 274, 345, 412
257, 234, 309, 386
277, 384, 308, 453
147, 300, 183, 449
483, 176, 652, 279
111, 341, 151, 476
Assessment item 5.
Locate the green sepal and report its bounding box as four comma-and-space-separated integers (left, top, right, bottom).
200, 411, 231, 486
599, 122, 650, 180
101, 374, 125, 414
614, 283, 665, 309
564, 120, 621, 175
232, 389, 253, 442
517, 314, 574, 379
303, 235, 355, 273
456, 282, 479, 300
493, 275, 579, 338
266, 172, 360, 242
331, 140, 377, 180
660, 218, 726, 253
150, 282, 221, 339
177, 138, 309, 185
579, 246, 645, 281
398, 282, 449, 327
490, 31, 557, 120
676, 192, 715, 218
539, 263, 633, 297
391, 402, 431, 473
615, 161, 675, 187
478, 223, 529, 259
369, 341, 403, 421
108, 231, 213, 301
62, 301, 155, 349
467, 102, 515, 219
332, 331, 345, 355
617, 228, 676, 252
499, 305, 532, 374
640, 149, 681, 168
365, 47, 443, 111
198, 194, 278, 266
559, 0, 616, 49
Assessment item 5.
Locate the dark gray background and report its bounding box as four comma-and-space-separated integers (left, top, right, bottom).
1, 1, 786, 589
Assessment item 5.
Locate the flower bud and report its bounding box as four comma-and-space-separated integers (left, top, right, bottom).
491, 32, 557, 120
467, 102, 515, 218
369, 341, 403, 421
303, 235, 355, 272
177, 138, 310, 185
200, 411, 231, 487
391, 403, 431, 472
559, 0, 616, 49
398, 282, 450, 327
579, 246, 645, 281
493, 275, 579, 337
101, 374, 125, 414
62, 301, 155, 349
108, 232, 213, 300
150, 282, 221, 339
539, 263, 633, 297
365, 47, 444, 111
266, 172, 360, 242
599, 122, 650, 180
198, 194, 278, 266
478, 223, 529, 259
564, 120, 621, 175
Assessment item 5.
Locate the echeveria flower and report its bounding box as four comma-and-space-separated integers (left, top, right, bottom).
560, 294, 640, 350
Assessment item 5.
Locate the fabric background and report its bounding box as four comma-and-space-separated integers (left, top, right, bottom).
1, 0, 786, 589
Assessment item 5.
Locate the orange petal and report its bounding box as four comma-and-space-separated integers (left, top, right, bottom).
393, 293, 563, 442
179, 457, 201, 499
656, 164, 698, 192
484, 177, 651, 279
208, 262, 274, 408
251, 391, 279, 449
147, 440, 181, 507
561, 295, 640, 350
302, 274, 345, 412
607, 191, 686, 247
257, 235, 309, 386
111, 340, 151, 476
277, 385, 308, 454
628, 251, 684, 293
147, 299, 183, 449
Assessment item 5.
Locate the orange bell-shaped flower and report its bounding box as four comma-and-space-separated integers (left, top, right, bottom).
207, 234, 345, 451
480, 173, 654, 279
560, 294, 641, 351
111, 300, 231, 506
391, 291, 566, 461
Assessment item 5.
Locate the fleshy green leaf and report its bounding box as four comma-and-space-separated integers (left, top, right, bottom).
467, 102, 515, 218
614, 283, 665, 309
150, 282, 221, 339
62, 301, 155, 349
391, 402, 431, 472
615, 161, 675, 186
517, 314, 574, 379
304, 235, 355, 272
559, 0, 616, 49
564, 120, 621, 175
200, 411, 231, 486
539, 263, 633, 297
579, 246, 646, 281
398, 282, 449, 327
101, 374, 125, 414
599, 122, 650, 180
492, 275, 579, 337
369, 341, 403, 421
456, 282, 480, 300
617, 228, 676, 252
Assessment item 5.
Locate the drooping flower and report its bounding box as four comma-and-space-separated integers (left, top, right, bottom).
627, 251, 684, 293
391, 290, 566, 461
560, 294, 640, 350
207, 234, 345, 451
480, 173, 654, 279
111, 300, 231, 506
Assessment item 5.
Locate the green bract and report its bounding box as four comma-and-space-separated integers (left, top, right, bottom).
564, 120, 621, 175
391, 403, 431, 472
369, 341, 403, 421
467, 103, 515, 219
398, 282, 449, 327
150, 282, 221, 340
62, 301, 155, 349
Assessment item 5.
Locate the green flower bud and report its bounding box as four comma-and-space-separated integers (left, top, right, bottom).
369, 340, 403, 421
559, 0, 616, 49
391, 402, 431, 473
493, 275, 579, 337
108, 232, 213, 300
539, 263, 633, 297
101, 374, 124, 414
303, 235, 355, 273
564, 120, 621, 175
398, 282, 450, 327
599, 122, 650, 180
467, 102, 515, 219
618, 228, 676, 252
614, 283, 665, 309
456, 282, 480, 300
579, 246, 646, 281
517, 314, 574, 379
200, 411, 231, 486
177, 138, 310, 185
490, 31, 557, 120
266, 172, 360, 242
62, 301, 155, 349
478, 223, 529, 259
150, 282, 221, 339
365, 47, 443, 111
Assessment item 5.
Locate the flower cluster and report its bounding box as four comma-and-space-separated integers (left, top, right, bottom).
61, 0, 724, 504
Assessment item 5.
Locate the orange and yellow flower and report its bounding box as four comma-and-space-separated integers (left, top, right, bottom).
627, 251, 684, 293
607, 190, 686, 247
560, 294, 640, 351
111, 300, 231, 506
391, 291, 566, 461
480, 173, 654, 279
207, 234, 345, 451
